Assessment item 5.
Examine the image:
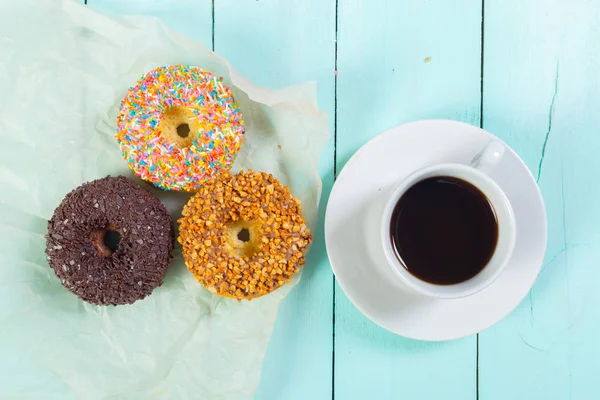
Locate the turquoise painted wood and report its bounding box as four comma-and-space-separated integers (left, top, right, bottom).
86, 1, 600, 399
480, 1, 600, 399
214, 1, 335, 400
335, 1, 481, 399
88, 1, 334, 399
91, 0, 212, 47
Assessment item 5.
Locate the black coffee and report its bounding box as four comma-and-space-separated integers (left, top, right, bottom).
390, 176, 498, 285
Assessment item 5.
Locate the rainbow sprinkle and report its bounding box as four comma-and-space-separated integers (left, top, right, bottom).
116, 65, 245, 191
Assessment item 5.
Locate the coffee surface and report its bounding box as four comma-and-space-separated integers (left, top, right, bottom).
390, 176, 498, 285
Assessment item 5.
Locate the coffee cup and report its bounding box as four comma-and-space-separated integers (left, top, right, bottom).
375, 141, 516, 299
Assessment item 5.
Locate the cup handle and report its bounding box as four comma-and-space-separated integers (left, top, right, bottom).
470, 140, 505, 175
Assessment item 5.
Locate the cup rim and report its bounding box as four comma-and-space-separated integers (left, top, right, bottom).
380, 163, 517, 299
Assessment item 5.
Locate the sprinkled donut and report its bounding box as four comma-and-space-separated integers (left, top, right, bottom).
116, 65, 245, 191
45, 176, 174, 306
178, 170, 313, 300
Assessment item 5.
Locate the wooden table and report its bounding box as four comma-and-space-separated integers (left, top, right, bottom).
88, 1, 600, 398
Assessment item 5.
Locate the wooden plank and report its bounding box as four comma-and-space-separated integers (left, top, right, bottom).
334, 1, 482, 399
88, 0, 212, 49
214, 2, 336, 399
480, 1, 600, 398
86, 2, 332, 399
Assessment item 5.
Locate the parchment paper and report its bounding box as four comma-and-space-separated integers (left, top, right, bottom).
0, 1, 329, 398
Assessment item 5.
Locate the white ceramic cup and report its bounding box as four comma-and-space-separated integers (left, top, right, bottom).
378, 141, 516, 299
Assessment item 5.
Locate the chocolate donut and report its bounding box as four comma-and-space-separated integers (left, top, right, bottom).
45, 176, 174, 305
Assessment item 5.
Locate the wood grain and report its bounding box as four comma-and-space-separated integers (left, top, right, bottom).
334, 0, 482, 399
480, 1, 600, 399
84, 1, 600, 399
89, 0, 212, 48
214, 1, 336, 399
89, 1, 336, 399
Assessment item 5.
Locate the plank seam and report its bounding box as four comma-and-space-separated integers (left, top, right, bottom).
332, 0, 339, 399
211, 0, 215, 51
479, 0, 485, 129
477, 0, 484, 399
476, 335, 480, 400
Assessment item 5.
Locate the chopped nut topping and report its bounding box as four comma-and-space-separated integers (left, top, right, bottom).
178, 170, 312, 300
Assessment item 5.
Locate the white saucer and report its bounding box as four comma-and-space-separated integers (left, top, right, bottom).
325, 120, 547, 341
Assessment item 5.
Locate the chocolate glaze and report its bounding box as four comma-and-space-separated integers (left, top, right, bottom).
45, 176, 174, 305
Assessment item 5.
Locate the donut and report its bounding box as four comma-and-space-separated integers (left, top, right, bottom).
116, 65, 245, 192
178, 170, 313, 300
45, 176, 175, 306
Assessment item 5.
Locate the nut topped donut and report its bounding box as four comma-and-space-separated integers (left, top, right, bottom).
178, 170, 313, 300
45, 176, 174, 306
116, 65, 245, 191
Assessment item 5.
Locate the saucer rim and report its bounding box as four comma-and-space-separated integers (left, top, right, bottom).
325, 119, 548, 341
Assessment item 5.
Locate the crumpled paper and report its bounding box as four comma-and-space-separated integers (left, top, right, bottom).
0, 1, 329, 398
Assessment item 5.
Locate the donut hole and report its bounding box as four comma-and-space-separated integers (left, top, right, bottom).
227, 221, 261, 258
237, 228, 250, 242
90, 227, 122, 257
103, 230, 121, 253
158, 106, 200, 148
176, 123, 190, 138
